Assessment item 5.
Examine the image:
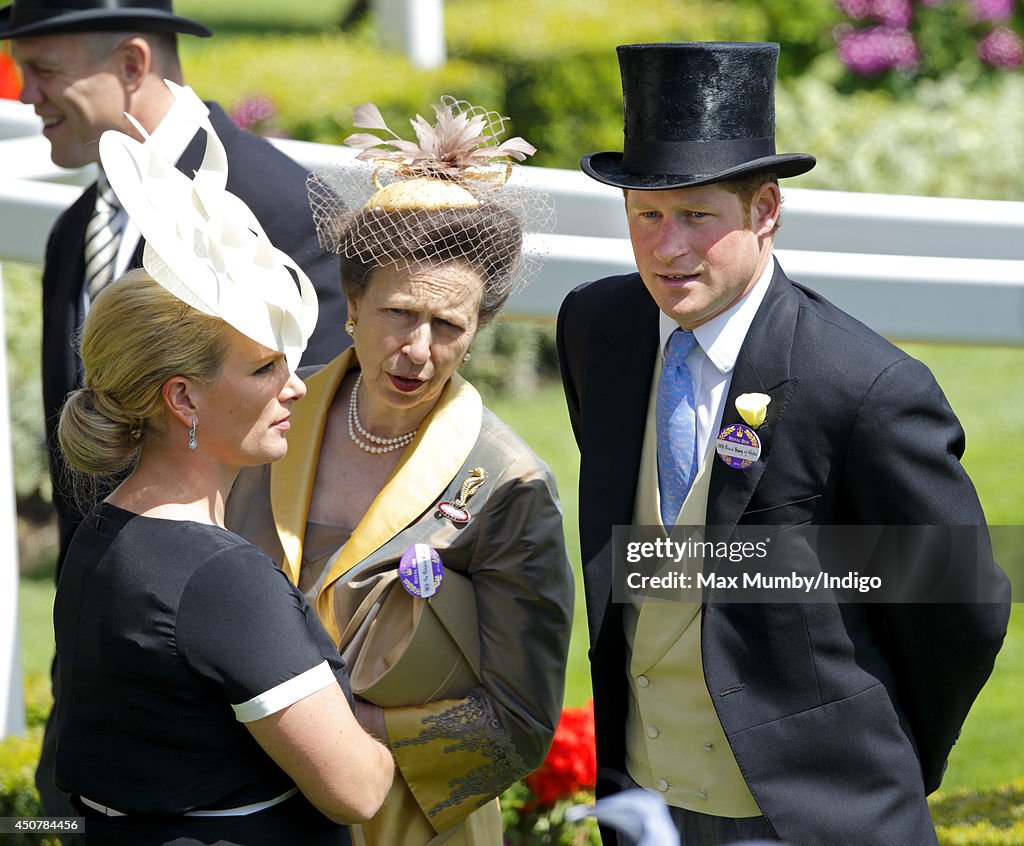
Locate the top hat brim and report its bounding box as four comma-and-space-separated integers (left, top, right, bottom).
580, 150, 816, 191
0, 7, 212, 39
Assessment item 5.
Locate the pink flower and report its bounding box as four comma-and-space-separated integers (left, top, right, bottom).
835, 0, 912, 25
230, 95, 278, 132
837, 0, 876, 19
977, 25, 1024, 67
969, 0, 1015, 22
873, 0, 914, 27
837, 25, 920, 75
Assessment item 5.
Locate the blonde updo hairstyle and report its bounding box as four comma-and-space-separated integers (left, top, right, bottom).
58, 269, 233, 479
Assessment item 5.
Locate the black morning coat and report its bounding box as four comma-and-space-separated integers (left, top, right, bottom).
557, 261, 1011, 845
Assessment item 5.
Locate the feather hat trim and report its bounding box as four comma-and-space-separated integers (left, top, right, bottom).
308, 95, 555, 302
345, 97, 535, 184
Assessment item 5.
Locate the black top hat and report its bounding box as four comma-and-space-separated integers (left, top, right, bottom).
581, 42, 815, 190
0, 0, 211, 39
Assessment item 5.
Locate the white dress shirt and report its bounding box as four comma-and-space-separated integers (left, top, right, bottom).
658, 256, 776, 464
84, 84, 204, 310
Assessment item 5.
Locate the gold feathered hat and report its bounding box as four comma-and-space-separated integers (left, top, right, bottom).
308, 96, 554, 298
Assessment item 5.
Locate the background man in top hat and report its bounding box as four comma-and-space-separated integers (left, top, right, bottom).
557, 42, 1010, 845
2, 0, 350, 577
1, 0, 350, 817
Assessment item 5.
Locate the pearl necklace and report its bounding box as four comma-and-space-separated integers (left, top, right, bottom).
348, 373, 418, 455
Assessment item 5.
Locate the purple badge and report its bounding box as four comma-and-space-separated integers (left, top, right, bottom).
715, 423, 762, 470
399, 544, 444, 598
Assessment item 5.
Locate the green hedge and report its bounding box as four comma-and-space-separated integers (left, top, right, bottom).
0, 731, 42, 819
0, 729, 60, 845
177, 26, 1024, 199
178, 0, 841, 167
775, 70, 1024, 201
180, 33, 505, 148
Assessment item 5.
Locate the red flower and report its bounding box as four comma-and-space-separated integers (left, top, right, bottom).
525, 700, 597, 807
0, 52, 21, 100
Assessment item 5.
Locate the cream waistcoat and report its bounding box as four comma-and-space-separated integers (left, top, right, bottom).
622, 359, 761, 817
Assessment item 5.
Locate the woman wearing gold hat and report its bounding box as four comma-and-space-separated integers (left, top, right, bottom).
51, 84, 393, 845
227, 99, 574, 845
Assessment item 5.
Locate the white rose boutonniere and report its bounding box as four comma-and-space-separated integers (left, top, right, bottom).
735, 393, 771, 429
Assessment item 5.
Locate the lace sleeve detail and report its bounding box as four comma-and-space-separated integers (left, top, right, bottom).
392, 688, 529, 817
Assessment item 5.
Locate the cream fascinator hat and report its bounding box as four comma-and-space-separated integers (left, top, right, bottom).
98, 81, 318, 371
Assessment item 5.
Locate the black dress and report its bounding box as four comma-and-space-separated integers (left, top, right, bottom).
53, 502, 353, 846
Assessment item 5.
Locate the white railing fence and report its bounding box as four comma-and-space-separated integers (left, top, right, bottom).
2, 99, 1024, 737
2, 115, 1023, 342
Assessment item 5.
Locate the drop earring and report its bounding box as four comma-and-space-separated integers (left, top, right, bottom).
345, 319, 356, 336
188, 418, 198, 450
462, 349, 472, 363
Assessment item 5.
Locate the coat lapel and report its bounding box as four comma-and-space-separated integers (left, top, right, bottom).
579, 278, 660, 646
706, 264, 801, 532
270, 353, 348, 584
317, 373, 482, 595
268, 350, 484, 591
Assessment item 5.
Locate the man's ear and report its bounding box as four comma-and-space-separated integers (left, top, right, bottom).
162, 376, 197, 429
116, 37, 152, 93
752, 181, 782, 238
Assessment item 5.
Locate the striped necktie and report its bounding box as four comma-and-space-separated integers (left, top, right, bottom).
656, 328, 700, 528
84, 172, 124, 301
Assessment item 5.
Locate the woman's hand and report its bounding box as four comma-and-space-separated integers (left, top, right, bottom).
246, 684, 394, 824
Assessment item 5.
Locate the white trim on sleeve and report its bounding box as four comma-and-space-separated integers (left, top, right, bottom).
232, 660, 337, 723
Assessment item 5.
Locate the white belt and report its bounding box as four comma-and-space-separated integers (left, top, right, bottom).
80, 787, 299, 818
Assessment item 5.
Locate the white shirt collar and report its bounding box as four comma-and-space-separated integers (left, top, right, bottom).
102, 85, 206, 286
145, 83, 207, 164
659, 254, 776, 374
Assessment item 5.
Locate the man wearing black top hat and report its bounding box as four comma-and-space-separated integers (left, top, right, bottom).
1, 0, 351, 818
2, 0, 350, 576
557, 42, 1010, 845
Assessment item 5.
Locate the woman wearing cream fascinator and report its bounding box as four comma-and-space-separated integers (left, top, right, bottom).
227, 97, 574, 845
51, 82, 392, 846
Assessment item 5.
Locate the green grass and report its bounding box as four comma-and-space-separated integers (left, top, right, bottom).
900, 342, 1024, 791
16, 580, 54, 682
943, 607, 1024, 792
901, 343, 1024, 527
488, 384, 591, 708
902, 335, 1024, 799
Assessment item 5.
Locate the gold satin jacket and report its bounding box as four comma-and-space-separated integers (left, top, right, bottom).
227, 350, 574, 838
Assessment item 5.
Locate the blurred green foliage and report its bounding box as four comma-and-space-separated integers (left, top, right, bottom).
180, 33, 504, 148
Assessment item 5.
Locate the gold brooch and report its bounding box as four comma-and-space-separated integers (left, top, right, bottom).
437, 467, 487, 524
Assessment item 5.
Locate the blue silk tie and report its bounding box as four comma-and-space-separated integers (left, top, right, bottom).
656, 328, 699, 528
